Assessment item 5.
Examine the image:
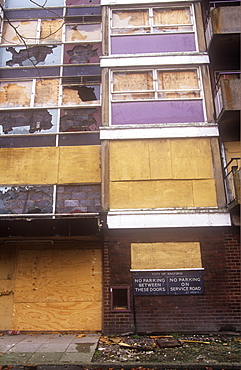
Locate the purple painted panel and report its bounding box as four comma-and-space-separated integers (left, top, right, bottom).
111, 101, 204, 125
111, 33, 196, 54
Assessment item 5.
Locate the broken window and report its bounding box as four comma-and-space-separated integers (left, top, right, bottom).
35, 79, 59, 107
64, 43, 101, 64
112, 69, 201, 101
65, 23, 101, 42
59, 108, 100, 132
62, 84, 100, 106
0, 81, 32, 107
111, 6, 193, 35
0, 109, 57, 135
4, 0, 65, 8
1, 19, 64, 45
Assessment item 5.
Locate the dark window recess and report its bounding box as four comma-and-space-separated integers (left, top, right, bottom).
0, 67, 60, 79
60, 108, 100, 132
63, 65, 101, 76
111, 286, 130, 312
0, 135, 56, 148
6, 45, 57, 67
62, 75, 101, 85
66, 44, 98, 64
5, 8, 63, 20
66, 7, 101, 16
0, 110, 53, 134
59, 132, 100, 146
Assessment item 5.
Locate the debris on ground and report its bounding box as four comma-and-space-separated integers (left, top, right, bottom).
92, 333, 241, 364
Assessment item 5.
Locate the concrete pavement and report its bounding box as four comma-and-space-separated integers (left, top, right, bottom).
0, 333, 100, 365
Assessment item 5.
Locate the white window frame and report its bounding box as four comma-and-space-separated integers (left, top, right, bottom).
110, 4, 195, 36
110, 67, 203, 103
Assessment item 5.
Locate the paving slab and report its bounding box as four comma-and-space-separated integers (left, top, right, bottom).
0, 333, 100, 365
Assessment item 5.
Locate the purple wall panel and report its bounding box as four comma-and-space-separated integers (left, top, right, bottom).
111, 33, 196, 54
111, 101, 204, 125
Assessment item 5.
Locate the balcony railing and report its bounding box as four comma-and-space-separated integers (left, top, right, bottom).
224, 157, 241, 205
205, 0, 241, 47
213, 71, 241, 119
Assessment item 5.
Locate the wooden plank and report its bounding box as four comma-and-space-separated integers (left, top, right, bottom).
131, 242, 202, 270
0, 147, 58, 185
14, 249, 102, 303
12, 301, 102, 331
58, 146, 101, 184
110, 180, 194, 209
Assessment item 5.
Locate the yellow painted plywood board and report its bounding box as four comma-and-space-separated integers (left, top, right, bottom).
14, 249, 102, 303
131, 242, 202, 270
109, 140, 172, 181
12, 301, 102, 331
192, 179, 217, 207
171, 138, 214, 179
58, 146, 101, 184
110, 180, 194, 209
0, 147, 58, 185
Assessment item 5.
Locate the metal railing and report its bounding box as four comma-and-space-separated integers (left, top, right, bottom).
224, 157, 241, 204
205, 0, 240, 46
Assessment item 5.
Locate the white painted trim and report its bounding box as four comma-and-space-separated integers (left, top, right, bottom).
101, 53, 209, 68
130, 268, 205, 271
102, 0, 199, 5
100, 124, 219, 140
107, 210, 231, 228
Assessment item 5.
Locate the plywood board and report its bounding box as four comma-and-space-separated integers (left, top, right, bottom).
12, 301, 102, 331
110, 180, 194, 209
0, 247, 16, 330
171, 138, 214, 179
110, 140, 172, 181
110, 138, 213, 182
192, 179, 217, 207
131, 242, 202, 270
224, 141, 240, 164
13, 248, 102, 331
58, 146, 101, 184
14, 249, 102, 303
0, 147, 58, 185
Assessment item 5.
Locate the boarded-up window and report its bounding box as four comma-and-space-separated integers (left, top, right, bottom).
153, 7, 192, 32
0, 81, 32, 107
131, 242, 202, 270
111, 6, 193, 35
1, 21, 38, 44
65, 24, 101, 42
158, 70, 200, 99
113, 72, 154, 100
112, 10, 150, 34
112, 69, 200, 101
40, 20, 63, 43
35, 79, 59, 107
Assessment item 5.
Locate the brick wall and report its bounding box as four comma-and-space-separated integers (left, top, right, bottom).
103, 226, 240, 334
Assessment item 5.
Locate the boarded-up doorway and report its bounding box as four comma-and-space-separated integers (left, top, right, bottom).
12, 248, 102, 331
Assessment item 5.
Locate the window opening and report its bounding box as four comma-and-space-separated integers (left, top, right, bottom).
111, 286, 130, 311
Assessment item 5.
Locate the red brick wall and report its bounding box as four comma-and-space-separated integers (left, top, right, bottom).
103, 226, 240, 334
